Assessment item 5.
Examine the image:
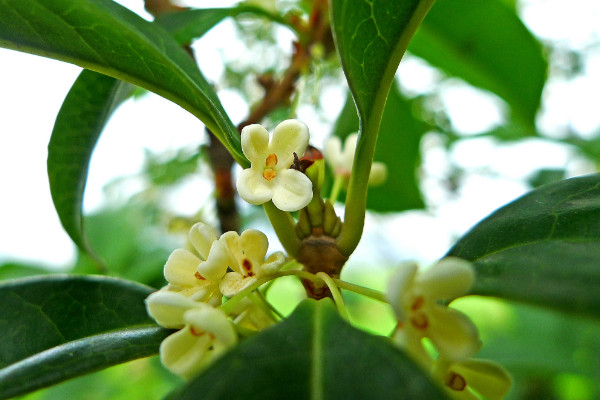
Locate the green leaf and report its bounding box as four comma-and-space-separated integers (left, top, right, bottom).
48, 70, 130, 257
169, 299, 448, 400
0, 275, 167, 398
447, 174, 600, 318
332, 84, 425, 212
0, 0, 246, 166
330, 0, 435, 255
0, 326, 169, 400
410, 0, 547, 127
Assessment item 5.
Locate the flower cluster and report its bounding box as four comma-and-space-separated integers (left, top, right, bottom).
146, 222, 285, 378
386, 258, 511, 399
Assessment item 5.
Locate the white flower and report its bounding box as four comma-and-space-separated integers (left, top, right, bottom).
145, 291, 237, 379
236, 119, 313, 211
324, 133, 387, 185
386, 258, 480, 364
163, 222, 229, 305
435, 358, 512, 400
218, 229, 285, 297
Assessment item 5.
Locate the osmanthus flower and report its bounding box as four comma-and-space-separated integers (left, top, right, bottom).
218, 229, 285, 297
145, 291, 237, 379
236, 119, 313, 212
386, 257, 480, 365
163, 222, 230, 306
433, 357, 512, 400
324, 133, 387, 185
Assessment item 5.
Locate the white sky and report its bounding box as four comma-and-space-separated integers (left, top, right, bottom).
0, 0, 599, 269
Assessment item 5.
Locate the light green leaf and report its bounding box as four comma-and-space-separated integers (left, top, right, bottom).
410, 0, 547, 127
48, 70, 130, 257
447, 174, 600, 317
332, 85, 425, 212
330, 0, 435, 255
0, 0, 246, 165
169, 299, 448, 400
0, 275, 168, 398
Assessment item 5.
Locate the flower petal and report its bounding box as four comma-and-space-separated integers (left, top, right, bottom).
427, 307, 481, 361
188, 222, 217, 261
145, 290, 196, 328
160, 326, 212, 379
241, 124, 270, 162
386, 262, 419, 321
262, 251, 285, 274
271, 169, 313, 211
417, 257, 475, 301
368, 162, 387, 186
324, 136, 343, 171
236, 168, 274, 205
341, 133, 358, 171
164, 249, 202, 287
197, 239, 230, 282
270, 119, 309, 167
220, 271, 256, 297
184, 306, 237, 347
452, 359, 512, 400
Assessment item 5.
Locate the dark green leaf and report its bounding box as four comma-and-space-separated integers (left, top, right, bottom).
332, 85, 425, 212
0, 326, 170, 400
169, 299, 448, 400
0, 275, 166, 398
447, 174, 600, 317
330, 0, 435, 254
0, 0, 245, 165
48, 70, 130, 257
410, 0, 547, 127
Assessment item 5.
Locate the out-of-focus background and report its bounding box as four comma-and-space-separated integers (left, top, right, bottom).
1, 0, 599, 398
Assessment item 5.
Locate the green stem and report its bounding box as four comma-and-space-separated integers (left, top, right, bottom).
329, 174, 345, 204
317, 272, 349, 320
334, 0, 437, 257
263, 201, 302, 257
333, 278, 387, 303
254, 290, 284, 320
221, 270, 318, 314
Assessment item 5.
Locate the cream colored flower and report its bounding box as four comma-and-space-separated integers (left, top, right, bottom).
218, 229, 285, 297
434, 358, 512, 400
236, 119, 313, 211
146, 291, 237, 379
163, 222, 229, 305
324, 133, 387, 185
386, 258, 480, 364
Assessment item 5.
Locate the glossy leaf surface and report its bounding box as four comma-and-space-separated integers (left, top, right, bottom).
447, 174, 600, 317
0, 275, 166, 397
0, 0, 245, 165
169, 299, 448, 400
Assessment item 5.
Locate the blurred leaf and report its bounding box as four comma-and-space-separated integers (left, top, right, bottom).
0, 263, 51, 281
410, 0, 547, 127
0, 0, 245, 165
155, 5, 291, 45
447, 174, 600, 318
332, 85, 425, 212
48, 70, 131, 257
528, 169, 566, 188
0, 275, 167, 398
169, 299, 448, 400
144, 148, 203, 187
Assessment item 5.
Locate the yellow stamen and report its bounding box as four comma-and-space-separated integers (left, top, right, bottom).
265, 153, 278, 167
263, 169, 276, 181
445, 372, 467, 391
